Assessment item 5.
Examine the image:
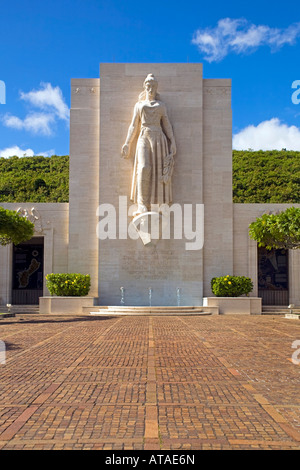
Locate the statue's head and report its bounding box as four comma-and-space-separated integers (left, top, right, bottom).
144, 73, 158, 88
139, 74, 159, 101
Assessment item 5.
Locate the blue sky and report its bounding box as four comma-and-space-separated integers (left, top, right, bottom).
0, 0, 300, 157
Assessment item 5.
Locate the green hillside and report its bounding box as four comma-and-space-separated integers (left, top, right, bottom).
233, 150, 300, 203
0, 155, 69, 202
0, 151, 299, 203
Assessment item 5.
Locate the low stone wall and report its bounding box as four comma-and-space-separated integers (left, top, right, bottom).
39, 296, 96, 315
203, 297, 262, 315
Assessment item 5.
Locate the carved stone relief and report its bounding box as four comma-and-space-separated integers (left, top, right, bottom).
204, 87, 230, 96
17, 207, 43, 233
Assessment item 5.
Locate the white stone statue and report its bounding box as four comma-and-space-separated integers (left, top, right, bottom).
122, 74, 176, 216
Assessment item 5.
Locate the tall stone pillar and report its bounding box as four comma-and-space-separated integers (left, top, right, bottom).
68, 79, 100, 297
203, 79, 233, 296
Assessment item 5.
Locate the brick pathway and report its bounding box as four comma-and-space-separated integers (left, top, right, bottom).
0, 314, 299, 450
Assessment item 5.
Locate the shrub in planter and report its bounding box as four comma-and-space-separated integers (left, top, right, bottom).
46, 273, 91, 296
211, 275, 253, 297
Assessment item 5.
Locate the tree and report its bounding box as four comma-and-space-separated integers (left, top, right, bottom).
34, 178, 47, 191
0, 207, 34, 246
249, 207, 300, 250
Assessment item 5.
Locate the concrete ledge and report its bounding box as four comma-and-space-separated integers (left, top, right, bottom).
203, 297, 262, 315
39, 296, 96, 315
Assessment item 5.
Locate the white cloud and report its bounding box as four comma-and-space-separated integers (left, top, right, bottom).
192, 18, 300, 61
233, 118, 300, 151
37, 148, 56, 158
20, 82, 69, 121
0, 146, 55, 158
2, 114, 24, 130
1, 82, 69, 136
0, 146, 35, 158
3, 112, 55, 135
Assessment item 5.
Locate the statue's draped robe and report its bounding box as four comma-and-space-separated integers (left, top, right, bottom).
127, 100, 173, 208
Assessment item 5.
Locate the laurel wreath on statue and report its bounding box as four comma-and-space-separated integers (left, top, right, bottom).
160, 153, 174, 184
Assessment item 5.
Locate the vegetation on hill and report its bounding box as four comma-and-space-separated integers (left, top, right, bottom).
0, 150, 299, 204
233, 150, 300, 203
0, 155, 69, 202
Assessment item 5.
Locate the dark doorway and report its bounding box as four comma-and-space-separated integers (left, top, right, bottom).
258, 247, 289, 305
12, 237, 44, 304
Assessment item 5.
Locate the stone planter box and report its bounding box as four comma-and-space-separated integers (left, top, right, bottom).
39, 296, 96, 315
203, 297, 262, 315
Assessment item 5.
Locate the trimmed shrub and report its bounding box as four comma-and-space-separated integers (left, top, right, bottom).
46, 273, 91, 296
211, 275, 253, 297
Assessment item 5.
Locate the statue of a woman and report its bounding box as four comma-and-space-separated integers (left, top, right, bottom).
121, 74, 176, 216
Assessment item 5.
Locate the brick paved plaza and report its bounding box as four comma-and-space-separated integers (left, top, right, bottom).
0, 313, 300, 450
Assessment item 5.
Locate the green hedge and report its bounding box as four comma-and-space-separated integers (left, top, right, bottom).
46, 273, 91, 296
211, 275, 253, 297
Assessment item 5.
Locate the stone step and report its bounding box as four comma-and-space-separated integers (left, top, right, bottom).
263, 305, 300, 309
0, 313, 16, 319
0, 305, 39, 314
262, 306, 300, 315
88, 305, 217, 316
